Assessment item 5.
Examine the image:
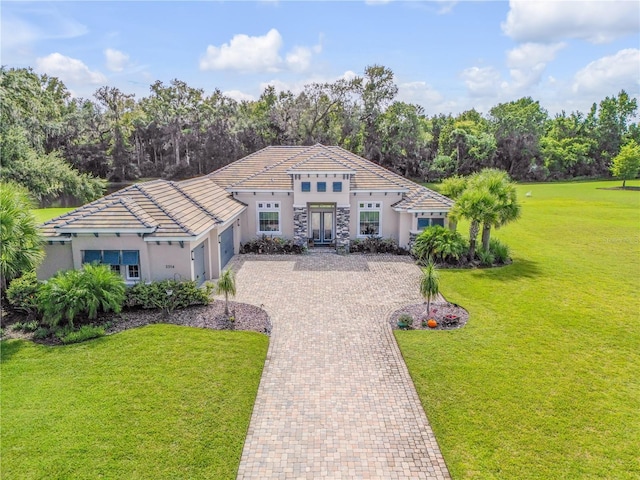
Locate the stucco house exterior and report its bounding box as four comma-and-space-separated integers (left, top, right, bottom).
38, 144, 453, 284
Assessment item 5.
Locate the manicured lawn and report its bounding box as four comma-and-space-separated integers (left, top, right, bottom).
397, 180, 640, 479
1, 325, 268, 479
32, 207, 74, 223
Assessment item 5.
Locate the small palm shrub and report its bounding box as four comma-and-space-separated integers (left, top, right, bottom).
216, 270, 236, 316
477, 249, 496, 266
125, 279, 213, 311
56, 325, 105, 344
6, 271, 41, 318
38, 264, 126, 327
489, 238, 511, 264
413, 226, 467, 265
420, 258, 440, 314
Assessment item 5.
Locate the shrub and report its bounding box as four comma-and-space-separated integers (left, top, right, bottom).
33, 327, 51, 340
350, 237, 400, 254
38, 264, 126, 328
56, 325, 105, 344
125, 279, 213, 311
413, 226, 467, 265
477, 249, 495, 266
6, 271, 41, 318
240, 235, 304, 254
489, 238, 511, 264
397, 314, 414, 329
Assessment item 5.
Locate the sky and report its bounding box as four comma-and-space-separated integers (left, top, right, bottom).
2, 0, 639, 116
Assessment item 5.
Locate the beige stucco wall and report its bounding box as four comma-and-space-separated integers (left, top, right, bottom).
292, 175, 350, 206
398, 213, 412, 248
147, 242, 193, 282
38, 242, 74, 280
235, 192, 294, 242
349, 192, 404, 241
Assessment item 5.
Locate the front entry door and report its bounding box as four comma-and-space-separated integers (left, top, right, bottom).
311, 211, 334, 245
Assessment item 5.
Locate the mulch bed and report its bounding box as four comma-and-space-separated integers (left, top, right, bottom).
1, 300, 271, 345
389, 301, 469, 330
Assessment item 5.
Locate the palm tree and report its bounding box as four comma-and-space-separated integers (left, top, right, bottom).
471, 169, 521, 251
216, 269, 236, 316
452, 186, 497, 260
0, 182, 44, 291
420, 258, 439, 316
439, 175, 467, 232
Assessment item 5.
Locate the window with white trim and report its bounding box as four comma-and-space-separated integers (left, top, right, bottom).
81, 249, 140, 281
358, 202, 382, 237
257, 202, 281, 234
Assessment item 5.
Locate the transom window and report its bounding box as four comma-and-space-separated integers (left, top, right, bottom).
358, 202, 382, 237
317, 182, 326, 192
257, 202, 281, 234
301, 181, 311, 192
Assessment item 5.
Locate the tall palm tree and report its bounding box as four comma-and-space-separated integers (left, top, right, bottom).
420, 258, 440, 316
216, 269, 236, 316
0, 182, 44, 290
452, 186, 497, 260
471, 169, 521, 251
439, 175, 467, 232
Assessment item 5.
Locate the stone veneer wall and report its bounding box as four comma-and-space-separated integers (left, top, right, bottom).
293, 207, 308, 246
408, 232, 418, 251
336, 207, 350, 252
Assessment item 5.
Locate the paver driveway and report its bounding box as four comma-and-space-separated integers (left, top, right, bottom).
231, 252, 450, 479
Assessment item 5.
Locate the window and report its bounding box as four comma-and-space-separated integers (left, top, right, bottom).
82, 250, 101, 264
127, 264, 140, 280
417, 217, 446, 230
301, 181, 311, 192
257, 202, 281, 234
82, 249, 139, 280
358, 202, 382, 236
417, 218, 430, 230
317, 182, 326, 192
332, 181, 342, 192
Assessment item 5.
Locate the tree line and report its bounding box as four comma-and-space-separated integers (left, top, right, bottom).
1, 65, 638, 204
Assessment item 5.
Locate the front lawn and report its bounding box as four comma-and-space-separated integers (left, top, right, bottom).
397, 180, 640, 479
31, 207, 73, 223
1, 325, 268, 479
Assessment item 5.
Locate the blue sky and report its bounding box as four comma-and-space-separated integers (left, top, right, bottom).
2, 1, 639, 116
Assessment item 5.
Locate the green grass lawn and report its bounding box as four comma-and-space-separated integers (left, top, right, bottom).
398, 180, 640, 479
1, 325, 268, 479
32, 207, 74, 223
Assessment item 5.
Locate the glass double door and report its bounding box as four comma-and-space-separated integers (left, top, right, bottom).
311, 210, 334, 245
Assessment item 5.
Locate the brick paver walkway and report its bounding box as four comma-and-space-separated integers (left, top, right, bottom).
231, 252, 450, 479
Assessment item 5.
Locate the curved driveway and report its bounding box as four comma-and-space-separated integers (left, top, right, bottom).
231, 253, 450, 479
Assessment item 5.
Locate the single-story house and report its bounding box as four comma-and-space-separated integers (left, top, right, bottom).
38, 144, 453, 284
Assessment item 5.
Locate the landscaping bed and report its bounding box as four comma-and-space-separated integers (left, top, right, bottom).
390, 301, 469, 330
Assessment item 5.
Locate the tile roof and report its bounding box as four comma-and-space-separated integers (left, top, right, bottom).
42, 178, 245, 238
42, 144, 451, 238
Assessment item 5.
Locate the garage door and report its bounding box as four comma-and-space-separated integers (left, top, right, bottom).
220, 225, 234, 270
193, 243, 206, 286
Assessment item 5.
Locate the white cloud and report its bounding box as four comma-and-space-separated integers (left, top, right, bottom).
506, 42, 565, 91
199, 28, 321, 73
223, 89, 255, 102
461, 66, 501, 97
572, 48, 640, 94
200, 29, 283, 73
502, 0, 640, 44
286, 46, 313, 72
104, 48, 130, 72
35, 53, 106, 85
398, 81, 444, 105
